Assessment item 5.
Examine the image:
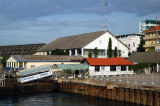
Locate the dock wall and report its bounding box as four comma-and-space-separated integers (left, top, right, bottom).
0, 79, 59, 97
59, 81, 160, 106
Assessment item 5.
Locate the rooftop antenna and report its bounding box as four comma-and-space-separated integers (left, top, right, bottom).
104, 0, 108, 31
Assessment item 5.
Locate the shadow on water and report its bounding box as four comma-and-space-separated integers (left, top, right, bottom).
0, 92, 140, 106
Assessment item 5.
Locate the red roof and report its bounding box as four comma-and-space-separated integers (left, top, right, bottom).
143, 25, 160, 33
86, 57, 135, 66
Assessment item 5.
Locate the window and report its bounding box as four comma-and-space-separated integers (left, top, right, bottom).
110, 66, 116, 71
133, 42, 135, 47
31, 65, 35, 68
101, 66, 105, 70
99, 40, 102, 44
121, 66, 126, 71
95, 66, 100, 72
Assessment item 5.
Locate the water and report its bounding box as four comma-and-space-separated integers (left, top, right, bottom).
0, 92, 137, 106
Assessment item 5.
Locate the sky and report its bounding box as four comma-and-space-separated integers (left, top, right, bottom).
0, 0, 160, 45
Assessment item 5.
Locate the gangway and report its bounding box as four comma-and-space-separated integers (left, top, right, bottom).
17, 64, 53, 83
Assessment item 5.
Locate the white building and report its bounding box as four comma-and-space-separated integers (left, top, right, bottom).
36, 31, 129, 58
82, 57, 135, 76
139, 19, 160, 34
117, 34, 144, 53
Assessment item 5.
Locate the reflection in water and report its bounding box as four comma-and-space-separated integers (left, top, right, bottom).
0, 92, 139, 106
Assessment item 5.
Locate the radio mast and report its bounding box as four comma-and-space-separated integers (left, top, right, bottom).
104, 0, 108, 31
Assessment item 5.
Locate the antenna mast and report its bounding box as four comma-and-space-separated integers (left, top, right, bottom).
104, 0, 108, 31
156, 14, 159, 50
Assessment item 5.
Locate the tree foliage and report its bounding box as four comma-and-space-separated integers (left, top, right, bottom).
51, 49, 68, 55
114, 46, 118, 57
93, 47, 98, 58
1, 56, 8, 67
88, 51, 92, 58
137, 37, 145, 52
107, 38, 112, 57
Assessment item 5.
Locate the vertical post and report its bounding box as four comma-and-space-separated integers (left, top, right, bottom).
69, 50, 72, 56
75, 49, 78, 56
17, 62, 19, 68
157, 63, 159, 73
22, 62, 25, 69
81, 48, 84, 56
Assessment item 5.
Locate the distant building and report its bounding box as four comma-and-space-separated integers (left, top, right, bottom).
143, 25, 160, 52
82, 57, 135, 76
36, 31, 129, 58
0, 43, 45, 56
128, 52, 160, 73
139, 19, 160, 34
6, 55, 83, 72
117, 34, 144, 53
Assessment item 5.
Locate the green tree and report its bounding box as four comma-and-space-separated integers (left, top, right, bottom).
114, 46, 118, 57
93, 47, 98, 58
51, 49, 68, 55
88, 51, 92, 58
137, 37, 145, 52
1, 56, 7, 67
107, 38, 112, 57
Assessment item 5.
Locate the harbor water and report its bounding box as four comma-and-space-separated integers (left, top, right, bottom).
0, 92, 138, 106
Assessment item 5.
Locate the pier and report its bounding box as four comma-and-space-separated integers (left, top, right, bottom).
0, 73, 160, 105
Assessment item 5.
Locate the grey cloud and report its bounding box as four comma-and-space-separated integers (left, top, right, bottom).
109, 0, 160, 16
0, 0, 105, 20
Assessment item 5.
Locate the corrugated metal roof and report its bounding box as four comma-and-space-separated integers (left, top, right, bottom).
0, 43, 45, 56
128, 52, 160, 63
37, 31, 106, 51
56, 64, 88, 70
11, 55, 84, 62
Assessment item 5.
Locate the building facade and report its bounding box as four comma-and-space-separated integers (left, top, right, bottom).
117, 34, 144, 53
139, 19, 160, 34
36, 31, 129, 58
82, 57, 134, 76
143, 25, 160, 52
6, 55, 83, 72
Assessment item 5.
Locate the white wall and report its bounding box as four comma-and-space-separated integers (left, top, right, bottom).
89, 65, 134, 76
83, 31, 129, 58
118, 35, 141, 53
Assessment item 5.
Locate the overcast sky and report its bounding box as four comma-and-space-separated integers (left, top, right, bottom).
0, 0, 160, 45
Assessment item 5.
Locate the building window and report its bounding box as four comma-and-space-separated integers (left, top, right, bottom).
133, 42, 135, 47
31, 65, 35, 68
101, 66, 105, 70
121, 66, 126, 71
95, 66, 100, 72
128, 44, 130, 47
110, 66, 116, 71
99, 40, 102, 44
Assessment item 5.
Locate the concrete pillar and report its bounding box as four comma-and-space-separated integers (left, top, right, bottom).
69, 50, 72, 56
8, 62, 10, 68
22, 62, 25, 68
6, 62, 8, 68
49, 51, 52, 55
81, 48, 84, 56
157, 63, 159, 73
75, 49, 78, 56
17, 62, 19, 68
126, 66, 129, 71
